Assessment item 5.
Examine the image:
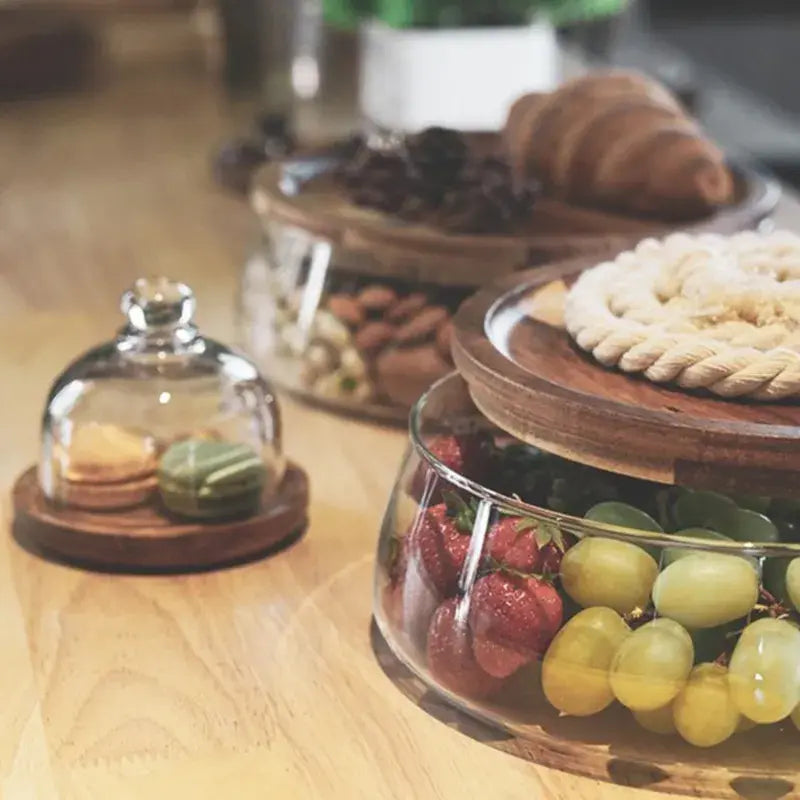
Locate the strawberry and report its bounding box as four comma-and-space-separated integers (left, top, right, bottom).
486, 516, 539, 572
426, 598, 504, 698
407, 501, 471, 596
539, 541, 564, 575
383, 532, 411, 629
409, 434, 488, 502
383, 531, 441, 651
486, 516, 568, 574
469, 572, 563, 678
429, 433, 487, 479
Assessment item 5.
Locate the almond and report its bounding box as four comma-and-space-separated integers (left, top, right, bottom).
376, 345, 450, 406
394, 306, 449, 345
357, 285, 398, 311
386, 292, 428, 322
327, 294, 365, 327
354, 321, 395, 354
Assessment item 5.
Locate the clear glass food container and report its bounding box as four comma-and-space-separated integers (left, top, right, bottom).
40, 277, 285, 521
374, 372, 800, 789
240, 220, 469, 420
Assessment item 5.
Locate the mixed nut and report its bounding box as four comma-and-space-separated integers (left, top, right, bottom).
273, 274, 466, 408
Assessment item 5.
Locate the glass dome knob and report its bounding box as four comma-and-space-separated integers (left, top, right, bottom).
121, 277, 196, 331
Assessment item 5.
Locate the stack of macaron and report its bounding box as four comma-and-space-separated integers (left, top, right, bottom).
52, 422, 158, 510
157, 438, 266, 520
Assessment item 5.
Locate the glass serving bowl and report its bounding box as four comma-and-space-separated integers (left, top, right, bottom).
40, 277, 285, 521
374, 372, 800, 786
240, 220, 470, 421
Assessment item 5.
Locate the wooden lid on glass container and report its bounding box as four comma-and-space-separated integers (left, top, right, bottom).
453, 258, 800, 499
251, 157, 778, 288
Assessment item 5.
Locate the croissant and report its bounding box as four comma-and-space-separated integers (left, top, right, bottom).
505, 71, 734, 220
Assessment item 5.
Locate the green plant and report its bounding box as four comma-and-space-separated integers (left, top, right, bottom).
324, 0, 626, 28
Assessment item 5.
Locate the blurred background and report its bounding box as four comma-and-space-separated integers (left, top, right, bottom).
2, 0, 797, 475
2, 0, 798, 173
2, 0, 798, 319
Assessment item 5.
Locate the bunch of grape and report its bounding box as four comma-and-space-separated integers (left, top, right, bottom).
539, 488, 800, 747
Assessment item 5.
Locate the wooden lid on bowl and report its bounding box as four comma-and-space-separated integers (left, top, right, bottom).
452, 258, 800, 498
251, 157, 777, 288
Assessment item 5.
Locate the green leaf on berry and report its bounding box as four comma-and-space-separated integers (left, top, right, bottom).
442, 490, 476, 533
514, 516, 538, 533
534, 520, 566, 552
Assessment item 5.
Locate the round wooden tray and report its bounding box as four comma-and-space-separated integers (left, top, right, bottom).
12, 463, 309, 572
452, 258, 800, 498
371, 617, 799, 800
252, 157, 779, 288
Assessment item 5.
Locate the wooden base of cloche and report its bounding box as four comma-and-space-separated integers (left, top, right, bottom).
12, 464, 309, 572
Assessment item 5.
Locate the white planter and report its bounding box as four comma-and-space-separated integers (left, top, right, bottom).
359, 19, 560, 132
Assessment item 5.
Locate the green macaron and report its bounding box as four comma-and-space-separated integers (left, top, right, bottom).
158, 439, 266, 520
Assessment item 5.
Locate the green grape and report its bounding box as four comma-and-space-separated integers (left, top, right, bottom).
673, 491, 737, 530
735, 495, 771, 514
663, 528, 758, 571
662, 528, 734, 567
652, 553, 758, 629
585, 502, 662, 532
728, 617, 800, 724
763, 557, 791, 605
633, 702, 676, 735
791, 703, 800, 731
673, 663, 740, 747
610, 618, 694, 711
560, 537, 658, 615
585, 501, 661, 558
714, 508, 779, 544
674, 489, 778, 543
542, 607, 630, 716
785, 558, 800, 612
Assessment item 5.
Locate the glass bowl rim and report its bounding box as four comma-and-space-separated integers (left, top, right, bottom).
409, 372, 800, 558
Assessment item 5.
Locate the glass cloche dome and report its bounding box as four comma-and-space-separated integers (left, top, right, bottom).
39, 277, 285, 520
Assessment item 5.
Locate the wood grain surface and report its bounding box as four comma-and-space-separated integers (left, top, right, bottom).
3, 36, 800, 800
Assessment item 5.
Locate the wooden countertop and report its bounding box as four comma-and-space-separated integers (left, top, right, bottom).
1, 59, 798, 800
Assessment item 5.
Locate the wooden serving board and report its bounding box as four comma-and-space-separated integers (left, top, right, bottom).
453, 258, 800, 498
251, 159, 779, 289
12, 463, 309, 572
